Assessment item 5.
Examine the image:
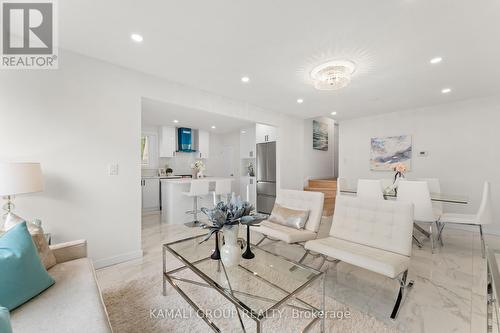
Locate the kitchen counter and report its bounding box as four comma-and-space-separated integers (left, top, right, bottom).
160, 176, 232, 184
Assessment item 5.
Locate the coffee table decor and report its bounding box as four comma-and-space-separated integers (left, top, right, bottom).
200, 197, 267, 266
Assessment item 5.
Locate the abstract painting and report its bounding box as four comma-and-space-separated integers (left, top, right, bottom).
313, 120, 328, 151
370, 135, 412, 171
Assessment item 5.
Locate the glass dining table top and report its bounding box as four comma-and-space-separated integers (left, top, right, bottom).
163, 234, 323, 318
339, 187, 469, 204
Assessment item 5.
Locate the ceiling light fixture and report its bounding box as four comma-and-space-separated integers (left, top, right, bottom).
241, 130, 246, 134
297, 98, 304, 104
310, 60, 356, 90
130, 33, 143, 43
241, 76, 250, 83
430, 57, 443, 64
330, 111, 337, 116
211, 125, 216, 129
441, 88, 451, 94
173, 120, 179, 123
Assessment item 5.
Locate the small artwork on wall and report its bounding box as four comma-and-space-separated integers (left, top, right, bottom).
313, 120, 328, 151
370, 135, 412, 171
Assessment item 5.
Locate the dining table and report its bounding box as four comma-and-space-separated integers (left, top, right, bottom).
338, 186, 469, 241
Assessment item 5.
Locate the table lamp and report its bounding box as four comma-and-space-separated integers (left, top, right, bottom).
0, 163, 43, 226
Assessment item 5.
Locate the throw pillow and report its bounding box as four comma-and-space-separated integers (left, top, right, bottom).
2, 213, 56, 269
0, 306, 12, 333
0, 222, 55, 310
268, 203, 310, 230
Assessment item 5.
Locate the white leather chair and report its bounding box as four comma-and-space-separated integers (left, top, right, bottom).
183, 180, 210, 228
357, 179, 384, 200
438, 181, 493, 258
397, 181, 440, 253
211, 179, 232, 205
416, 178, 443, 218
305, 196, 414, 319
254, 189, 324, 263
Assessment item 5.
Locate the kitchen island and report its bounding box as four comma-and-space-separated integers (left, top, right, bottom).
160, 177, 234, 224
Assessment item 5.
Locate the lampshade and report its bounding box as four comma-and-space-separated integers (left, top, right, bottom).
0, 163, 44, 196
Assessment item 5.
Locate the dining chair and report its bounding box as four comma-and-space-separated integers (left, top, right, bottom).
438, 181, 492, 258
397, 181, 440, 253
357, 179, 384, 200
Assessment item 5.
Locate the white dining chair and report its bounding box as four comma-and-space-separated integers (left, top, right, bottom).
397, 181, 440, 253
416, 178, 443, 218
380, 178, 394, 193
357, 179, 384, 200
438, 181, 492, 258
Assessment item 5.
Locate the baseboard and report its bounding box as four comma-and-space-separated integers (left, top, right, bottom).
93, 249, 144, 269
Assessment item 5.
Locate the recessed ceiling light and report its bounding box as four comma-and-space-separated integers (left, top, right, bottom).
441, 88, 451, 94
130, 33, 143, 43
430, 57, 443, 64
241, 130, 246, 134
331, 111, 337, 115
241, 76, 250, 83
211, 125, 216, 129
297, 98, 304, 104
173, 120, 179, 123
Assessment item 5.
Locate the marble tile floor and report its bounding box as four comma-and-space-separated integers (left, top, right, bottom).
96, 213, 492, 333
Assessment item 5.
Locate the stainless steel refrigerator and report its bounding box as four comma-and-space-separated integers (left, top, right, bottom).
256, 141, 276, 214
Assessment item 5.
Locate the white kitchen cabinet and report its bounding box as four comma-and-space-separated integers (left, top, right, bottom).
159, 126, 176, 158
197, 130, 210, 159
240, 176, 256, 206
256, 123, 277, 143
142, 178, 160, 211
240, 126, 256, 158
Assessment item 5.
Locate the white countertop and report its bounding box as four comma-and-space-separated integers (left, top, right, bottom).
141, 176, 182, 179
160, 176, 234, 184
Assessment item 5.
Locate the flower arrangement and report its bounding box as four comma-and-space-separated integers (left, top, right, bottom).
199, 196, 266, 243
393, 162, 407, 175
191, 160, 205, 171
392, 162, 407, 194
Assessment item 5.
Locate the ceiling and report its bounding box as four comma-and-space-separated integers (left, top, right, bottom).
141, 98, 254, 133
60, 0, 500, 119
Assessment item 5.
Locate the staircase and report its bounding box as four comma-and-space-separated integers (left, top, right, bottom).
304, 178, 337, 216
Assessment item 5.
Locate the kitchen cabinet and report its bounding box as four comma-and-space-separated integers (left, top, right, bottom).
256, 123, 277, 143
141, 178, 160, 211
240, 126, 256, 158
197, 130, 210, 159
240, 176, 256, 206
159, 126, 176, 158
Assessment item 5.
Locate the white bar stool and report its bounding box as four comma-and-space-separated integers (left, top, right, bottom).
212, 179, 232, 206
183, 180, 210, 228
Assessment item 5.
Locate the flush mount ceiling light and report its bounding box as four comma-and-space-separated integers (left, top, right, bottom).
310, 60, 356, 91
130, 33, 143, 43
430, 57, 443, 64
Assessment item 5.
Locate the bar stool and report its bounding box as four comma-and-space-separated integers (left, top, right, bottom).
212, 179, 232, 206
183, 180, 210, 228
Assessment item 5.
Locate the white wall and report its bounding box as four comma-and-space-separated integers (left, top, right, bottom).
339, 96, 500, 234
0, 50, 305, 267
302, 117, 335, 186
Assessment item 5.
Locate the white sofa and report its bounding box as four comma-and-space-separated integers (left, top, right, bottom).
10, 240, 112, 332
255, 189, 324, 244
305, 195, 414, 318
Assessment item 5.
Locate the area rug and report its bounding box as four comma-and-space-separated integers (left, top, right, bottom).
101, 268, 399, 333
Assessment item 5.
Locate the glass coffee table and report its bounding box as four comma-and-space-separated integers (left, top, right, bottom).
163, 234, 325, 332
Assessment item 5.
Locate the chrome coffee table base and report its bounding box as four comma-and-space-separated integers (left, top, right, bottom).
163, 236, 325, 333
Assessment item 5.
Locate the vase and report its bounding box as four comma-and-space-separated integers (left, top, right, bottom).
192, 169, 198, 179
221, 225, 241, 267
393, 172, 404, 195
242, 224, 255, 259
